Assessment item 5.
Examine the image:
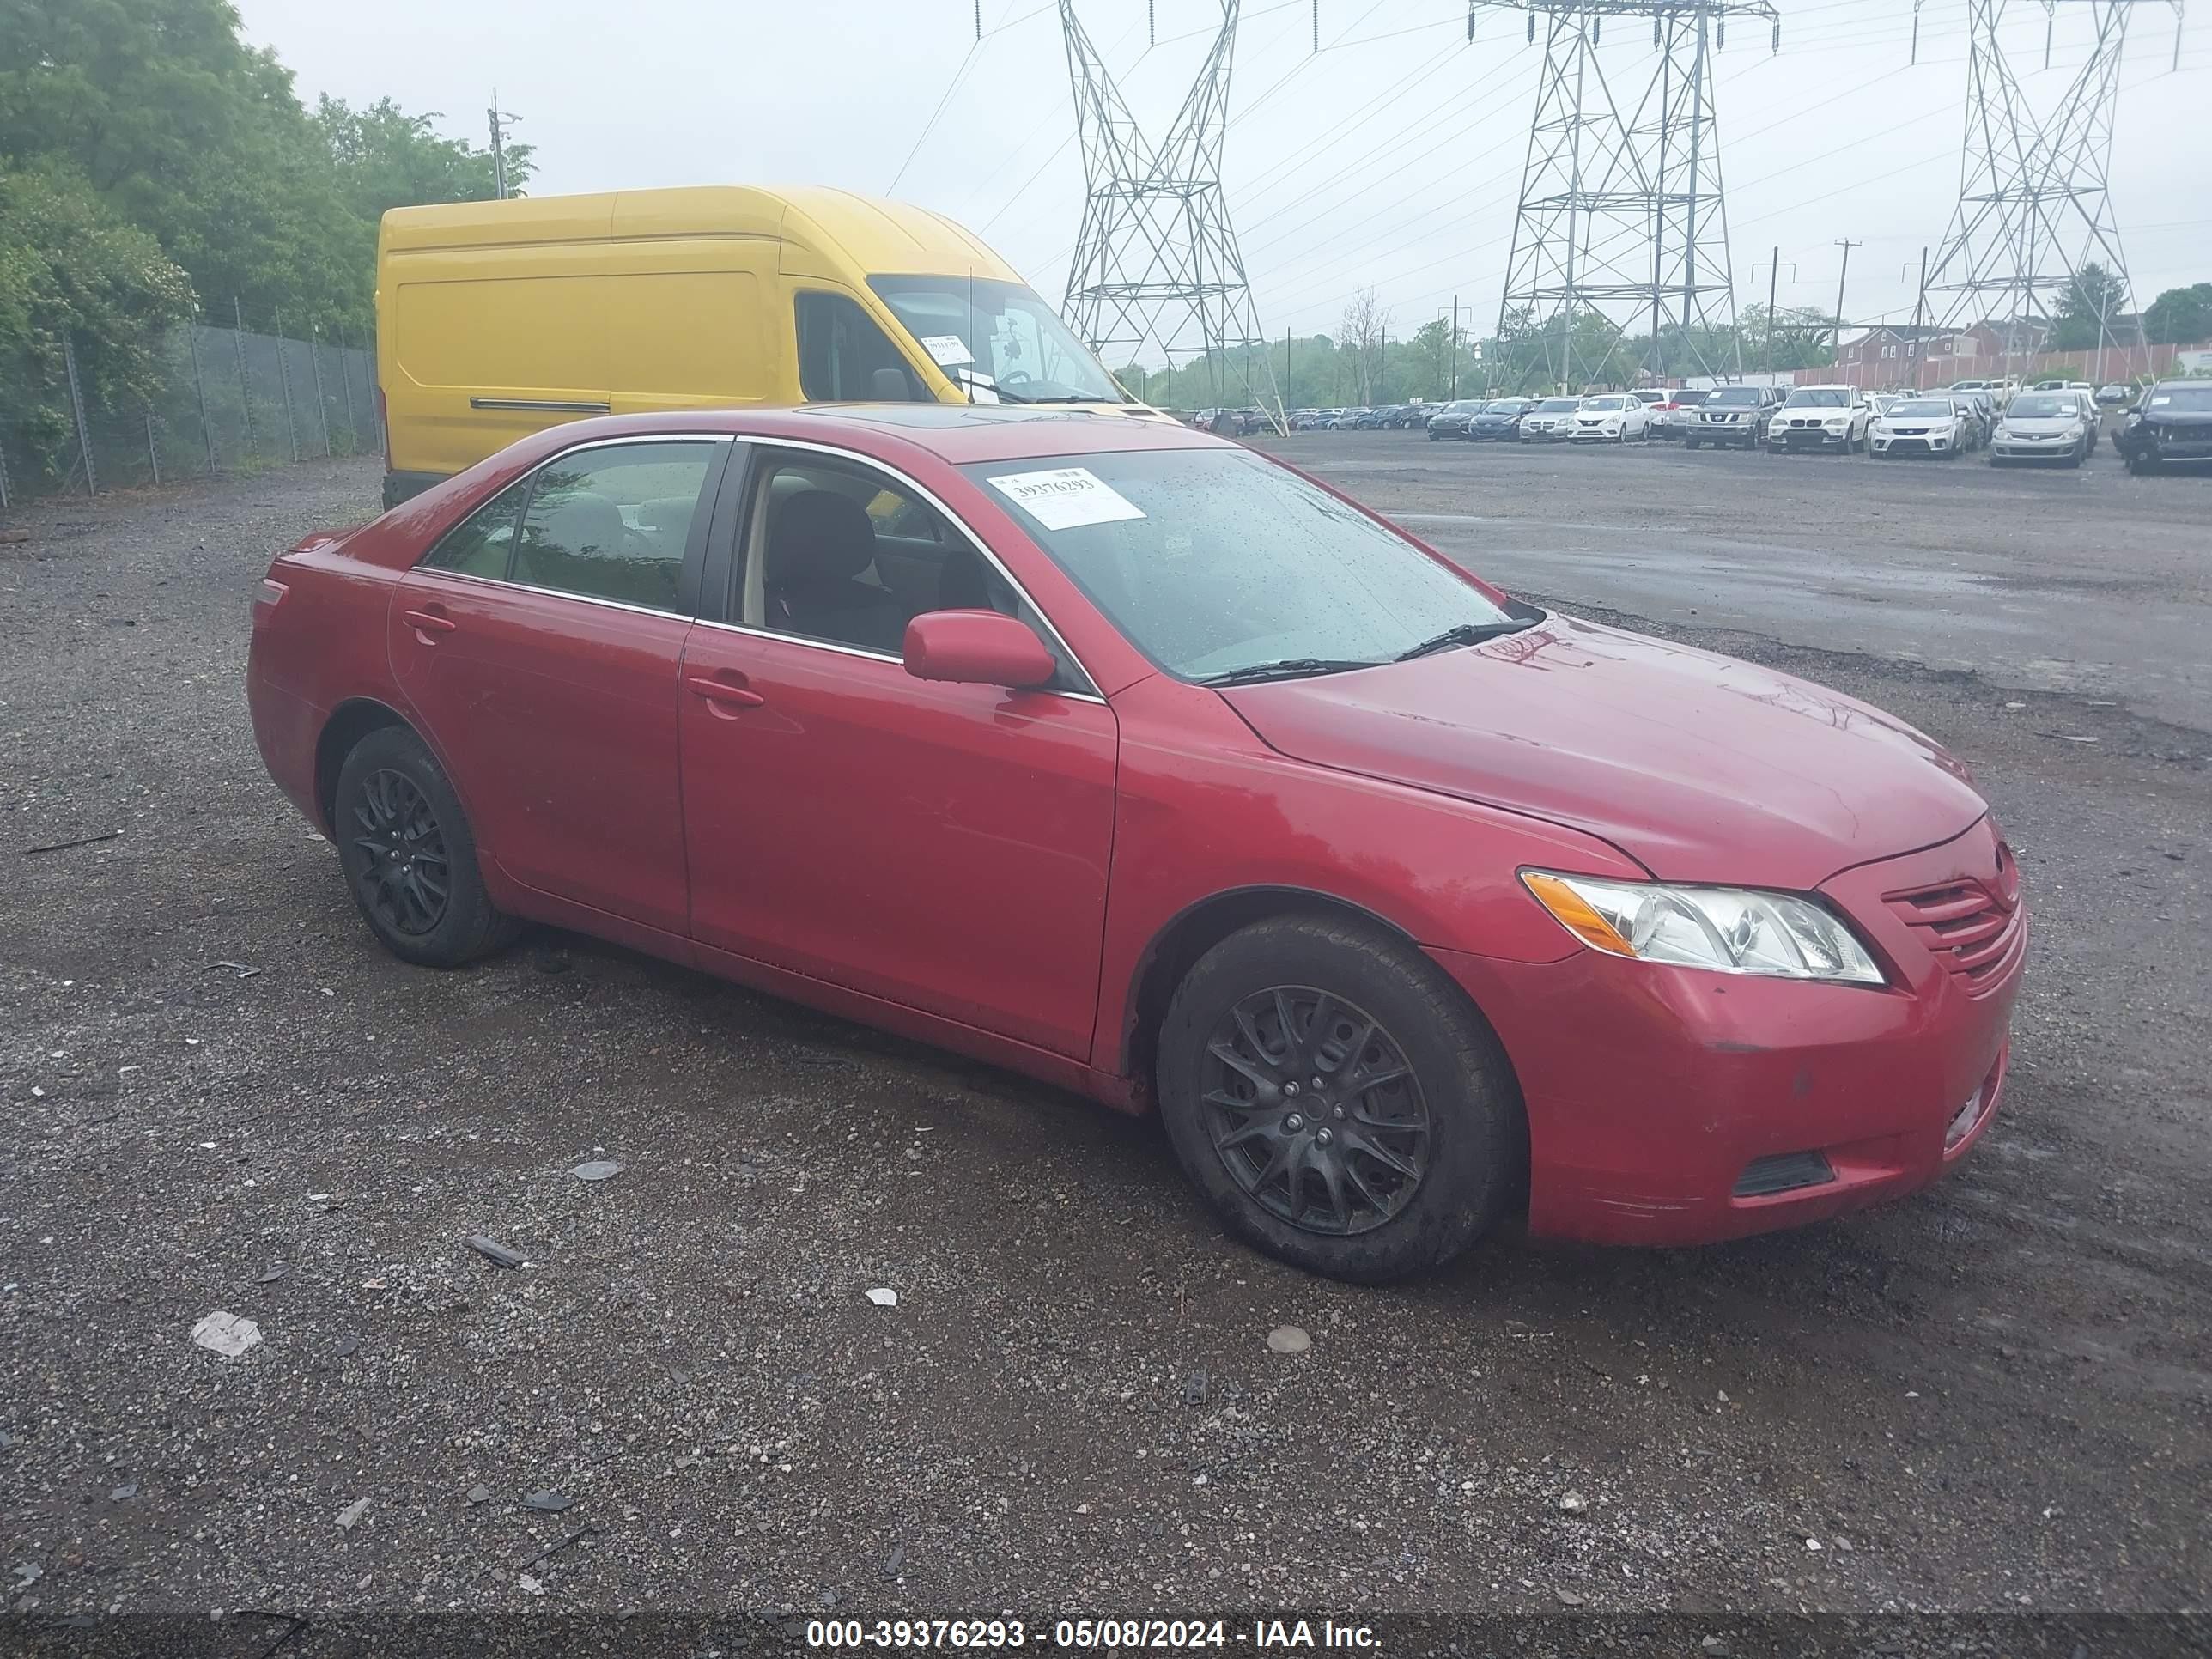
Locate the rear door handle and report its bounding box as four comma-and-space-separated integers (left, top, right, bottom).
686, 673, 766, 709
402, 607, 458, 639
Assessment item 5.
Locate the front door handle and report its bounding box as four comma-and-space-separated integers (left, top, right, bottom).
402, 607, 458, 641
686, 673, 767, 711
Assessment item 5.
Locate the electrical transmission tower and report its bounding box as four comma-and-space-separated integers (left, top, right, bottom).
1484, 0, 1778, 392
1060, 0, 1282, 423
1917, 0, 2184, 381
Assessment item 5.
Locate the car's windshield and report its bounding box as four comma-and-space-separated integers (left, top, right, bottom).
1536, 398, 1579, 412
2148, 386, 2212, 413
1444, 400, 1483, 413
1583, 396, 1627, 410
1481, 400, 1521, 413
1890, 400, 1953, 418
961, 447, 1514, 682
2006, 394, 2073, 419
1708, 388, 1761, 404
868, 275, 1127, 404
1785, 388, 1849, 408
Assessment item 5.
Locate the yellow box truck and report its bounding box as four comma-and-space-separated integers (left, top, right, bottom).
374, 185, 1158, 507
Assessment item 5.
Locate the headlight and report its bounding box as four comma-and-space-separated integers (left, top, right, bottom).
1522, 872, 1887, 984
1825, 416, 1848, 428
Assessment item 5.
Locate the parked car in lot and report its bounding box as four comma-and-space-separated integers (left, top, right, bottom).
1648, 387, 1712, 440
1326, 409, 1365, 429
1988, 390, 2095, 467
1954, 392, 1996, 449
248, 404, 2026, 1279
1354, 406, 1395, 429
2095, 382, 2132, 406
1517, 397, 1583, 442
1571, 393, 1650, 443
1468, 398, 1535, 441
1393, 404, 1442, 429
2115, 380, 2212, 474
1770, 385, 1873, 453
1870, 397, 1970, 459
1686, 385, 1778, 449
1424, 399, 1486, 440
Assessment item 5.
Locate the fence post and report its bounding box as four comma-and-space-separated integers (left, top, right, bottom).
0, 437, 11, 513
188, 320, 217, 475
275, 313, 301, 462
234, 299, 258, 459
145, 410, 161, 485
63, 332, 97, 496
340, 325, 365, 454
309, 325, 333, 456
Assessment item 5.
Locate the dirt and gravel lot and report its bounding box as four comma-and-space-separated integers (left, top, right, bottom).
2, 444, 2208, 1636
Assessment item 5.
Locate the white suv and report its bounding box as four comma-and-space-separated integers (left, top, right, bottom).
1769, 385, 1872, 453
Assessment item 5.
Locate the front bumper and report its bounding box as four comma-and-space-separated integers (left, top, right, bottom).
1571, 425, 1626, 441
1694, 421, 1759, 443
1991, 434, 2081, 459
1429, 817, 2027, 1247
1873, 433, 1950, 454
1774, 425, 1851, 448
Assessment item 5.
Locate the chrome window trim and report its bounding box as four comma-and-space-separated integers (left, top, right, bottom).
687, 616, 1107, 707
735, 433, 1103, 699
412, 566, 692, 623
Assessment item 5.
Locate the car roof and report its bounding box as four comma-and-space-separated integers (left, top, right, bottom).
494, 404, 1236, 468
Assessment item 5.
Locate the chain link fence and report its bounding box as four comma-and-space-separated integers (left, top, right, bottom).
1, 310, 380, 510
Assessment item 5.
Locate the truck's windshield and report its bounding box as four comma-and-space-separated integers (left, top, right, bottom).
869, 276, 1129, 404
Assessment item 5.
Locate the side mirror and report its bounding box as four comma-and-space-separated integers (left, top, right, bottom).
871, 367, 915, 402
903, 609, 1056, 690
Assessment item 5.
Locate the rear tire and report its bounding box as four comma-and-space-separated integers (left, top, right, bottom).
1156, 915, 1522, 1283
333, 726, 520, 969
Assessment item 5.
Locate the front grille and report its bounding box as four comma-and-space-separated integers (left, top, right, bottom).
1734, 1150, 1837, 1198
1883, 874, 2025, 994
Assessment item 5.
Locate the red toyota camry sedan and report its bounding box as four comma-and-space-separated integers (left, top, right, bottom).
247, 405, 2026, 1281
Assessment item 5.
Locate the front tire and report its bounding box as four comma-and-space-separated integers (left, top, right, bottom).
333, 726, 520, 969
1156, 915, 1522, 1283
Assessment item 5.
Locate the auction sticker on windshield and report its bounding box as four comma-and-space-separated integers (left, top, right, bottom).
920, 334, 975, 368
987, 467, 1147, 531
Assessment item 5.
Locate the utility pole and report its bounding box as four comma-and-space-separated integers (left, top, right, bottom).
1751, 247, 1793, 381
1832, 239, 1861, 373
488, 92, 521, 200
1450, 295, 1460, 396
1904, 246, 1931, 389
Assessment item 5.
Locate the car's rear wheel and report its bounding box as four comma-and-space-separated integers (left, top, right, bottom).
333, 726, 520, 969
1156, 915, 1522, 1283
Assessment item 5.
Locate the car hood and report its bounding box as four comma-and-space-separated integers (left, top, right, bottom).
1218, 611, 1987, 890
2001, 416, 2081, 434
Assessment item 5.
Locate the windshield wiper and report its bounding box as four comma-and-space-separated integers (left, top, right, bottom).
950, 368, 1034, 405
1393, 618, 1538, 661
1198, 657, 1382, 687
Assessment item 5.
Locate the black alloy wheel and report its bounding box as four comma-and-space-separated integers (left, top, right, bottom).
1200, 986, 1430, 1236
1157, 915, 1522, 1281
348, 768, 450, 937
332, 724, 520, 968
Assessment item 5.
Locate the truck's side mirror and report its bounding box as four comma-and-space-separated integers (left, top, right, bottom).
871, 367, 915, 402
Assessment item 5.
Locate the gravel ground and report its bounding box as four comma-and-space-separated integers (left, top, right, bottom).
1, 452, 2207, 1631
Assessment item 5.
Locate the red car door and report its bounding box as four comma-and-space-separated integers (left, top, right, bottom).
678, 446, 1116, 1060
390, 436, 732, 937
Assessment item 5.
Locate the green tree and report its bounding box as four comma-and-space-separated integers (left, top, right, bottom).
1738, 303, 1838, 372
2049, 263, 2129, 351
2142, 282, 2212, 346
0, 0, 524, 336
0, 167, 197, 477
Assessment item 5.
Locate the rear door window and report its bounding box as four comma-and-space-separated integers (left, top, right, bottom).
510, 440, 724, 611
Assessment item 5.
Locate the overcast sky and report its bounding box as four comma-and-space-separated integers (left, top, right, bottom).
239, 0, 2209, 355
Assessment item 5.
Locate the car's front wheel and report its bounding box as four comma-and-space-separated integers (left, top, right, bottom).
333, 725, 520, 969
1157, 915, 1522, 1282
